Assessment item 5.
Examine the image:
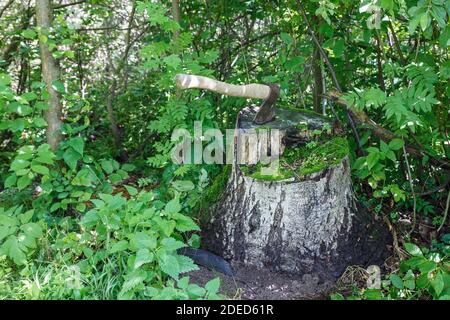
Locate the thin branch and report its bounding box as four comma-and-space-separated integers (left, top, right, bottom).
438, 188, 450, 233
53, 0, 87, 10
403, 145, 417, 235
0, 0, 14, 19
388, 21, 406, 66
325, 90, 450, 170
297, 1, 363, 154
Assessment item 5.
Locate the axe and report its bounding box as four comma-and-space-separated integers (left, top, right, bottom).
175, 74, 280, 125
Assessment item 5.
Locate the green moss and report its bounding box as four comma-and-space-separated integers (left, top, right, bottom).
203, 165, 231, 204
240, 137, 349, 181
195, 165, 231, 222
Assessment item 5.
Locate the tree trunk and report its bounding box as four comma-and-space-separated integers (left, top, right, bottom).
36, 0, 63, 151
171, 0, 181, 42
202, 107, 391, 279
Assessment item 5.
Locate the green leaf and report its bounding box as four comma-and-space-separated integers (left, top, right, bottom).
4, 174, 17, 188
431, 272, 444, 297
390, 274, 404, 289
51, 80, 65, 93
363, 289, 383, 300
100, 160, 114, 174
187, 283, 206, 297
205, 277, 220, 294
119, 269, 147, 295
161, 237, 186, 252
21, 223, 42, 238
419, 12, 430, 31
159, 253, 180, 279
165, 197, 181, 214
405, 243, 423, 257
21, 29, 36, 39
17, 175, 32, 190
109, 240, 129, 253
366, 152, 380, 170
177, 254, 198, 274
0, 73, 11, 86
330, 293, 345, 300
34, 154, 54, 165
418, 260, 437, 273
388, 138, 404, 151
33, 117, 47, 128
108, 173, 122, 184
63, 148, 81, 170
439, 26, 450, 48
30, 164, 49, 176
133, 232, 156, 250
121, 164, 136, 172
134, 248, 154, 269
0, 235, 27, 265
68, 137, 84, 156
125, 185, 138, 196
280, 33, 293, 45
171, 180, 195, 192
11, 159, 30, 172
173, 212, 200, 232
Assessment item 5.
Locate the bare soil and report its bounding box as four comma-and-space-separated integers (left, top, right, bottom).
188, 262, 335, 300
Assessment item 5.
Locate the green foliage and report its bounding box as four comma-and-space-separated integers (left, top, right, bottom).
332, 239, 450, 300
1, 0, 450, 301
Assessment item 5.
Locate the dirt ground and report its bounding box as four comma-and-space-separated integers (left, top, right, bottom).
188, 262, 335, 300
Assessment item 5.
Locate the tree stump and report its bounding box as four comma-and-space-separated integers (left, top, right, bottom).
202, 106, 391, 279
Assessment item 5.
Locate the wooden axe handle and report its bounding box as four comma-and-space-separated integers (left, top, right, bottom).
175, 74, 270, 100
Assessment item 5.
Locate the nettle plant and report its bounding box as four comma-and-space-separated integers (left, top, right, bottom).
0, 206, 43, 266
79, 189, 221, 299
4, 135, 135, 218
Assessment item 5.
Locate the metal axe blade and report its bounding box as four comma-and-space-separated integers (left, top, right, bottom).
252, 83, 280, 125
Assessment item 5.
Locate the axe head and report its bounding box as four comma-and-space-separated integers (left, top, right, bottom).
252, 83, 280, 125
